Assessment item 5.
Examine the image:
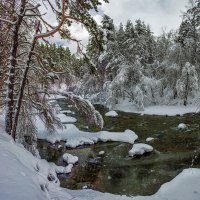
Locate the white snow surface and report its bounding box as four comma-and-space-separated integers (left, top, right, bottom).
115, 102, 199, 116
37, 121, 138, 148
178, 123, 187, 130
63, 153, 78, 164
129, 143, 153, 157
0, 128, 83, 200
105, 110, 118, 117
57, 113, 77, 123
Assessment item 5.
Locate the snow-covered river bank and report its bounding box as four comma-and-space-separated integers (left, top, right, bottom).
37, 101, 200, 196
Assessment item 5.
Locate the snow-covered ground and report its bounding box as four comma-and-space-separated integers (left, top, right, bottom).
0, 127, 83, 200
114, 101, 199, 116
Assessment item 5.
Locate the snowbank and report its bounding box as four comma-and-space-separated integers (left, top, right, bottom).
115, 102, 199, 116
37, 122, 138, 148
105, 111, 118, 117
129, 143, 153, 157
0, 130, 84, 200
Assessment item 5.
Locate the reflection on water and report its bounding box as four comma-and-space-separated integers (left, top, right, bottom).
37, 104, 200, 196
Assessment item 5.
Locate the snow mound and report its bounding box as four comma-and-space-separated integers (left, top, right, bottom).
129, 143, 153, 157
178, 123, 187, 130
115, 102, 198, 116
63, 153, 78, 164
57, 113, 77, 123
105, 111, 118, 117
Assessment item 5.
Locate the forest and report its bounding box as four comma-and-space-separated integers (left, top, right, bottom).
0, 0, 200, 200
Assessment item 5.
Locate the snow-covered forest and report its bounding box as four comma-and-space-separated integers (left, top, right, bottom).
1, 0, 200, 200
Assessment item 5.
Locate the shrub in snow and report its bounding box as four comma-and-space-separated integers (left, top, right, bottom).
129, 143, 153, 157
105, 111, 118, 117
63, 153, 78, 164
178, 123, 187, 130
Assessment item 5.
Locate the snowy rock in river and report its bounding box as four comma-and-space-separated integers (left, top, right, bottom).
105, 111, 118, 117
129, 143, 153, 157
146, 137, 155, 142
98, 151, 105, 156
178, 123, 187, 130
63, 153, 78, 164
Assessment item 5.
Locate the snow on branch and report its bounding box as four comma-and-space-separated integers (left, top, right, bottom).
0, 18, 15, 25
49, 90, 104, 129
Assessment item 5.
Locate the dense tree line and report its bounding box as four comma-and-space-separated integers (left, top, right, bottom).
74, 0, 200, 110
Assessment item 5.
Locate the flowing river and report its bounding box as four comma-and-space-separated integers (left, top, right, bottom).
38, 102, 200, 196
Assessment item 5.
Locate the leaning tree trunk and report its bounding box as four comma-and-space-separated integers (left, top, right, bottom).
11, 23, 40, 140
5, 0, 26, 135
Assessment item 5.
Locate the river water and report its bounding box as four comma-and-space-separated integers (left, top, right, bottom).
38, 103, 200, 196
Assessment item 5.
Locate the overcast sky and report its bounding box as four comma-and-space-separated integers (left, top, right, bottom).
44, 0, 189, 52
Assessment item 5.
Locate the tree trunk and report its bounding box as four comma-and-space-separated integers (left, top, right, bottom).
184, 72, 189, 106
5, 0, 26, 135
11, 23, 40, 140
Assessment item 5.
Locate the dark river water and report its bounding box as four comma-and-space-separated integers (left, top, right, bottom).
37, 102, 200, 196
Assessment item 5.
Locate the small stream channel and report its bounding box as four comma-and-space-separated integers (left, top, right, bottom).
38, 101, 200, 196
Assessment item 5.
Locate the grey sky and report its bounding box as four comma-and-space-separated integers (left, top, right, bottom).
44, 0, 189, 52
100, 0, 189, 35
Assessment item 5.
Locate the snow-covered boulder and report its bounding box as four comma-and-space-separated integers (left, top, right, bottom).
100, 129, 138, 144
129, 143, 153, 157
105, 111, 118, 117
178, 123, 187, 130
63, 153, 78, 164
55, 164, 73, 174
146, 137, 155, 142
